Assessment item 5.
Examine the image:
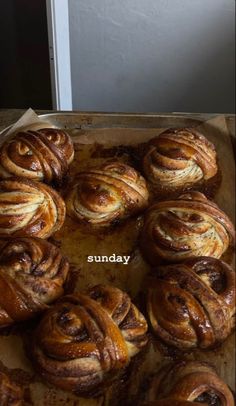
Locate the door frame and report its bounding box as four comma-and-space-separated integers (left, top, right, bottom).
46, 0, 72, 110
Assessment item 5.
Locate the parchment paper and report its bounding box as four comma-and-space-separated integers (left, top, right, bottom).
0, 108, 55, 145
0, 110, 235, 405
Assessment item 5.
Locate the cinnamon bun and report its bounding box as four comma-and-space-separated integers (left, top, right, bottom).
30, 284, 148, 395
142, 128, 218, 197
0, 237, 69, 327
66, 160, 149, 225
147, 257, 235, 349
143, 361, 234, 405
0, 128, 74, 184
0, 177, 66, 238
140, 191, 235, 264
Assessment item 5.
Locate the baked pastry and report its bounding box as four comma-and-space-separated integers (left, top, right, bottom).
147, 257, 235, 350
142, 128, 218, 197
140, 191, 235, 264
142, 361, 234, 405
30, 284, 148, 396
0, 237, 69, 327
0, 128, 74, 184
0, 177, 66, 238
0, 370, 23, 406
66, 160, 149, 225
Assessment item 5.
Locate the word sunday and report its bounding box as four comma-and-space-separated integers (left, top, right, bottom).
87, 254, 130, 265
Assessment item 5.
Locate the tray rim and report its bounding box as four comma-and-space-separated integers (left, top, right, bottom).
0, 112, 234, 158
0, 111, 204, 137
0, 110, 234, 130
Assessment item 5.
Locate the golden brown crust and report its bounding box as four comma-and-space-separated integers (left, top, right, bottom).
30, 284, 148, 396
140, 191, 235, 264
147, 257, 235, 350
0, 237, 69, 327
66, 160, 149, 226
144, 361, 234, 405
0, 177, 66, 238
0, 370, 23, 406
0, 128, 74, 184
143, 128, 218, 197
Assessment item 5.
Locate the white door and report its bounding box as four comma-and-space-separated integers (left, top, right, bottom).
46, 0, 72, 110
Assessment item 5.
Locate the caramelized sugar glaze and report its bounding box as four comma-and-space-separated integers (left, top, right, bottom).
0, 122, 232, 404
140, 192, 235, 265
0, 369, 24, 406
90, 128, 222, 200
147, 257, 235, 350
55, 142, 151, 296
49, 129, 234, 401
65, 160, 149, 226
30, 285, 148, 397
0, 360, 33, 406
0, 178, 66, 238
140, 361, 234, 405
0, 128, 74, 185
142, 128, 220, 200
0, 237, 69, 327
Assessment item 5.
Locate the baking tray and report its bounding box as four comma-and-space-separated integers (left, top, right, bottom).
0, 112, 235, 405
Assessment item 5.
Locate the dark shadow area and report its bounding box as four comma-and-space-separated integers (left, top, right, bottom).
0, 0, 52, 109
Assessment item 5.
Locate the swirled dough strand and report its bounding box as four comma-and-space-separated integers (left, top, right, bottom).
143, 128, 218, 197
147, 257, 235, 350
0, 237, 69, 327
142, 361, 234, 406
66, 160, 149, 225
0, 177, 66, 238
140, 191, 235, 264
30, 284, 148, 395
0, 128, 74, 184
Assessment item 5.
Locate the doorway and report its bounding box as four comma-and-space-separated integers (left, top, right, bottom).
0, 0, 52, 109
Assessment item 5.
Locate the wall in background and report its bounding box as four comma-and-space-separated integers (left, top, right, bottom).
69, 0, 235, 113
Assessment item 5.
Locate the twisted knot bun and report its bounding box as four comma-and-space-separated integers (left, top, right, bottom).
147, 257, 235, 350
0, 237, 69, 327
66, 160, 149, 225
0, 370, 23, 406
30, 284, 148, 395
143, 361, 234, 405
0, 177, 66, 238
140, 191, 235, 264
0, 128, 74, 184
143, 128, 218, 197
